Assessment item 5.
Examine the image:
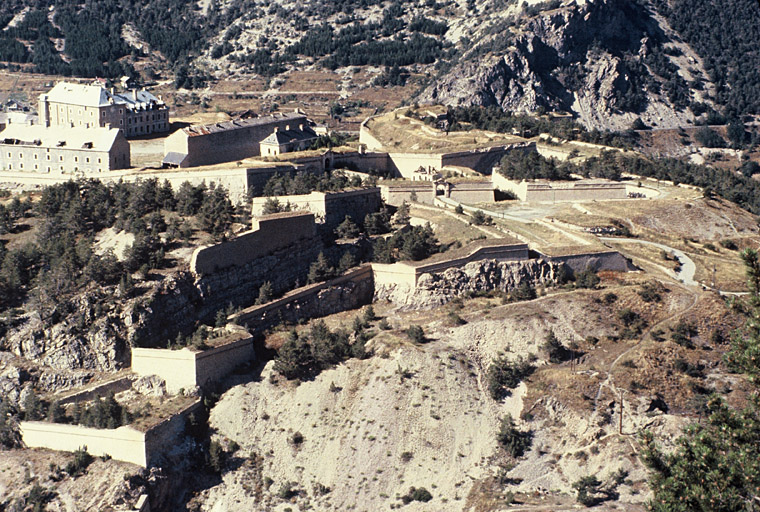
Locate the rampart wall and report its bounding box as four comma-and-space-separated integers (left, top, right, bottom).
372, 242, 530, 287
191, 212, 316, 275
232, 265, 374, 332
492, 176, 627, 202
57, 375, 134, 406
380, 183, 435, 206
440, 142, 536, 173
446, 181, 495, 203
251, 188, 382, 229
20, 400, 202, 467
546, 251, 637, 274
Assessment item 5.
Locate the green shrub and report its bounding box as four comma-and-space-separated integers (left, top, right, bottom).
401, 486, 433, 504
497, 414, 533, 458
544, 330, 571, 363
573, 475, 603, 506
487, 356, 534, 400
65, 446, 93, 477
405, 325, 426, 343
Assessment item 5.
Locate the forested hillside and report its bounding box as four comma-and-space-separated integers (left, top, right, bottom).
0, 0, 759, 120
649, 0, 760, 118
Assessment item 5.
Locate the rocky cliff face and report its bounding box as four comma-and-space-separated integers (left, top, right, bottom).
419, 0, 713, 131
376, 258, 564, 309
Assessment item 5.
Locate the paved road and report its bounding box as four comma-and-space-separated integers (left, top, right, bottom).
598, 237, 697, 286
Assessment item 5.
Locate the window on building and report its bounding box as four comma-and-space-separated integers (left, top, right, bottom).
19, 163, 23, 169
98, 158, 102, 163
74, 157, 78, 162
119, 120, 123, 125
102, 112, 106, 117
46, 155, 50, 160
86, 157, 90, 163
34, 164, 38, 170
18, 153, 22, 159
119, 109, 123, 114
59, 156, 63, 161
34, 154, 37, 159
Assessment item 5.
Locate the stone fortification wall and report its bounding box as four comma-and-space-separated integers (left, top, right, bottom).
142, 400, 203, 466
20, 400, 202, 467
372, 242, 529, 288
547, 251, 637, 274
387, 153, 443, 179
491, 175, 529, 200
376, 258, 565, 309
191, 212, 316, 275
118, 167, 251, 204
440, 142, 536, 173
446, 181, 495, 203
194, 335, 255, 389
492, 176, 627, 202
130, 213, 324, 346
232, 266, 374, 333
251, 188, 382, 229
333, 152, 392, 173
21, 422, 149, 466
131, 348, 197, 394
371, 262, 417, 288
525, 182, 627, 202
359, 117, 385, 151
57, 375, 134, 406
380, 183, 435, 206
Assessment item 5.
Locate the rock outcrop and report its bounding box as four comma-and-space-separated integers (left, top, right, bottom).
375, 258, 564, 309
419, 0, 712, 131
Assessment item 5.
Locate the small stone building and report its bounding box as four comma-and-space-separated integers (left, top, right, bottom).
260, 124, 319, 156
0, 124, 130, 173
39, 81, 169, 137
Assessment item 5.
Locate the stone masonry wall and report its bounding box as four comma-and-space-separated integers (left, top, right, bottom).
232, 266, 374, 333
191, 212, 316, 275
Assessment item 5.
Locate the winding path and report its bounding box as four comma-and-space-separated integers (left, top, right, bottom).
598, 237, 697, 287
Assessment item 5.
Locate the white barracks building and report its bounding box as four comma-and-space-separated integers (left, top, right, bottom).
39, 82, 169, 137
0, 125, 130, 173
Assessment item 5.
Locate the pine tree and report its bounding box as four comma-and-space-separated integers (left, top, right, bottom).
642, 248, 760, 511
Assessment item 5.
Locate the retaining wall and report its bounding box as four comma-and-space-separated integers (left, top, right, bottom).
132, 333, 254, 394
380, 183, 436, 206
251, 188, 382, 229
492, 176, 627, 202
191, 211, 316, 275
232, 265, 374, 332
20, 400, 202, 467
547, 250, 638, 274
57, 375, 134, 406
446, 181, 495, 203
372, 242, 530, 287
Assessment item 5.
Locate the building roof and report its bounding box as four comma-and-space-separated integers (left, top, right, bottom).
43, 82, 164, 111
182, 112, 308, 137
260, 126, 318, 146
162, 152, 189, 166
0, 124, 122, 152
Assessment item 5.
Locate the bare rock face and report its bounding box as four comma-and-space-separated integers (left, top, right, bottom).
375, 259, 563, 309
419, 0, 707, 131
